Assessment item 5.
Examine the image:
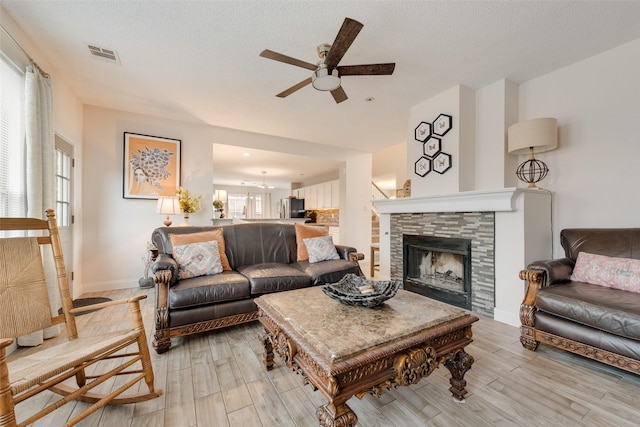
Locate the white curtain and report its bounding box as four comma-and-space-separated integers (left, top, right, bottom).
245, 192, 256, 219
262, 192, 273, 218
18, 64, 59, 346
25, 65, 55, 217
244, 191, 273, 219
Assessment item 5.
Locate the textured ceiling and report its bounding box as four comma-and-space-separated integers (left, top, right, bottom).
3, 1, 640, 188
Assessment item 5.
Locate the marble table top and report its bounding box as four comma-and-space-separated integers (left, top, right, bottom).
256, 287, 469, 363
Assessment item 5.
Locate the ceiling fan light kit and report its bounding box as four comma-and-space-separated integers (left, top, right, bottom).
312, 67, 341, 91
260, 17, 395, 103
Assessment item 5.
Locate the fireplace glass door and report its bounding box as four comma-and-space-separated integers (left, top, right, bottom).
403, 234, 472, 310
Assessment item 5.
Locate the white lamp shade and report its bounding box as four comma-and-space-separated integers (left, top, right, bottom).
508, 118, 558, 155
156, 197, 181, 215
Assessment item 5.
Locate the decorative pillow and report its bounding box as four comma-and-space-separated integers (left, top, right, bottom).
173, 240, 223, 279
169, 229, 231, 270
295, 223, 329, 261
303, 235, 340, 264
571, 252, 640, 293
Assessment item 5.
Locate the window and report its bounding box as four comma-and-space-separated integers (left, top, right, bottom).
55, 148, 71, 226
227, 193, 247, 218
0, 52, 26, 217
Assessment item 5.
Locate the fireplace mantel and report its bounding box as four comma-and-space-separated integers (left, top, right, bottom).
374, 187, 534, 214
372, 187, 552, 328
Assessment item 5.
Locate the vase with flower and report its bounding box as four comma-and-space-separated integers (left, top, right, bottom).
176, 186, 204, 225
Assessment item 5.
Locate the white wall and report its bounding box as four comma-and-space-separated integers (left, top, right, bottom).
517, 37, 640, 257
475, 79, 519, 190
82, 106, 371, 292
407, 85, 476, 197
372, 142, 406, 191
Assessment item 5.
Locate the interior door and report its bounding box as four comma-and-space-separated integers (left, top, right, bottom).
55, 135, 74, 296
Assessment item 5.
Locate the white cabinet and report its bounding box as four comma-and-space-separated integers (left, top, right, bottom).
306, 185, 317, 210
316, 184, 325, 208
298, 180, 340, 209
329, 226, 340, 245
330, 180, 339, 208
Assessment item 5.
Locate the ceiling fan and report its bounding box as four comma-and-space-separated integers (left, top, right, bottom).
260, 17, 395, 104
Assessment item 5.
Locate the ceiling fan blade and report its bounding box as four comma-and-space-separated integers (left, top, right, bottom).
276, 77, 312, 98
337, 63, 396, 76
330, 86, 348, 104
325, 18, 364, 69
260, 49, 317, 71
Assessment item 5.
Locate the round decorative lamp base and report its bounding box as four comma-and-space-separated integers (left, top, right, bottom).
515, 158, 549, 188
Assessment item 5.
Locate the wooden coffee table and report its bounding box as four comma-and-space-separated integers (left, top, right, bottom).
255, 287, 479, 427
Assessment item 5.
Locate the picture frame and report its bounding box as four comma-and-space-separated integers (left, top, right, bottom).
123, 132, 181, 199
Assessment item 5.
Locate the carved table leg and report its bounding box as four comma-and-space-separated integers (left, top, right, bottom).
258, 328, 274, 371
316, 402, 357, 427
444, 348, 474, 401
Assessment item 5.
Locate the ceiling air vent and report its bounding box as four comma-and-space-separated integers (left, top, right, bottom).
87, 44, 120, 64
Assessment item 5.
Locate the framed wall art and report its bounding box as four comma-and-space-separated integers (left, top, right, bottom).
123, 132, 181, 199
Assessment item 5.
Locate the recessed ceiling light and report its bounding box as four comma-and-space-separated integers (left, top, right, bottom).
242, 152, 250, 157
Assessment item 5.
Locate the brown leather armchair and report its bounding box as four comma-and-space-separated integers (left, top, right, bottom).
518, 228, 640, 375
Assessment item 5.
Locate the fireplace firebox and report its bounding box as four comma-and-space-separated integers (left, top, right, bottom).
403, 234, 472, 310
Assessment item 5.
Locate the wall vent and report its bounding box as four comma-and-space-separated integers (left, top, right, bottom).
87, 44, 120, 64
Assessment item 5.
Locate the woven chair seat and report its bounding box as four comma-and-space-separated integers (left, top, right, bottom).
8, 329, 140, 395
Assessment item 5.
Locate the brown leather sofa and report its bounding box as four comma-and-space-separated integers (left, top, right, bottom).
151, 222, 363, 353
519, 228, 640, 375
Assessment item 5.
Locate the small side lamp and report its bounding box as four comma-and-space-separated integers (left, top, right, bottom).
508, 117, 558, 188
156, 197, 181, 226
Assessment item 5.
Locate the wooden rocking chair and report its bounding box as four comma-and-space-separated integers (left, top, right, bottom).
0, 210, 162, 426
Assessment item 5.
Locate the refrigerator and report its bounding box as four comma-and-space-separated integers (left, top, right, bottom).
280, 198, 305, 219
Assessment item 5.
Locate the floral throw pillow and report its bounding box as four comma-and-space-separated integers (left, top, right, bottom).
174, 240, 223, 280
303, 235, 339, 264
571, 252, 640, 293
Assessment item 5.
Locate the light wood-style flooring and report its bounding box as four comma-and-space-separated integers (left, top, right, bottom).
9, 287, 640, 426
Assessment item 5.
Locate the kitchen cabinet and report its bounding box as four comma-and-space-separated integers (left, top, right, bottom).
297, 179, 340, 209
329, 226, 340, 245
330, 180, 339, 207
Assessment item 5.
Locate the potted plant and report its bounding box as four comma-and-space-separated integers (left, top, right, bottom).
176, 186, 204, 225
213, 199, 224, 218
139, 241, 158, 288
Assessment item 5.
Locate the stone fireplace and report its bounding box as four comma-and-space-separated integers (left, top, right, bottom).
373, 188, 552, 326
393, 212, 494, 317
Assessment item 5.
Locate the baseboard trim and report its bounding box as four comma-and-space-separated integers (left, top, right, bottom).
82, 279, 139, 294
493, 308, 520, 327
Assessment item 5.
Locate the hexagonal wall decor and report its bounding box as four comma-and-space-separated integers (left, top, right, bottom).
414, 156, 432, 177
414, 122, 432, 142
433, 152, 452, 174
433, 114, 452, 136
423, 137, 441, 158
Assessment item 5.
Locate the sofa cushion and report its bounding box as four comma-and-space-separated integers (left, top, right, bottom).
169, 229, 231, 270
536, 282, 640, 340
169, 270, 250, 310
304, 235, 339, 263
236, 263, 311, 295
571, 252, 640, 293
224, 223, 296, 267
174, 240, 223, 279
295, 223, 329, 262
294, 259, 361, 286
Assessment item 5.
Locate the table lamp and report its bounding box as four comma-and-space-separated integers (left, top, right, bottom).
156, 197, 181, 226
508, 118, 558, 188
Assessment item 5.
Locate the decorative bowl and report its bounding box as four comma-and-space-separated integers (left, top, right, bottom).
321, 273, 402, 308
